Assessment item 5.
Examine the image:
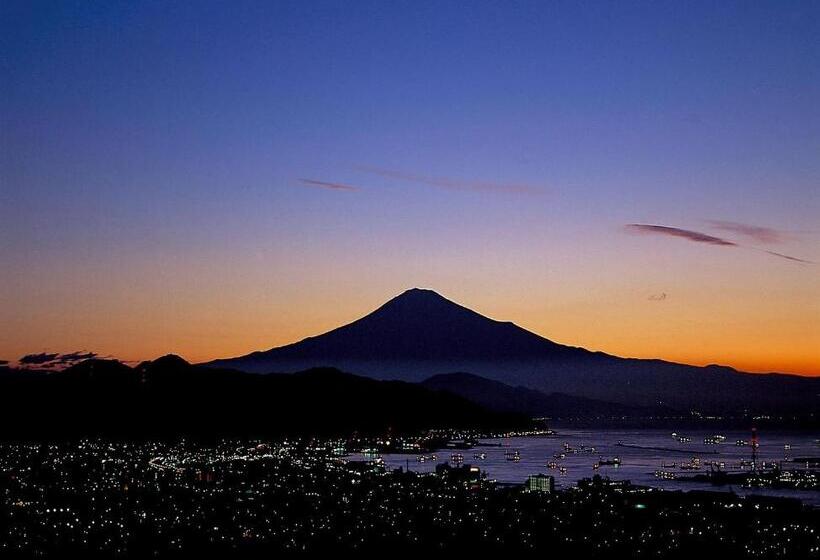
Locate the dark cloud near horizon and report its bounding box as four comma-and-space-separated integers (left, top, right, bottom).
354, 165, 542, 195
625, 224, 737, 246
706, 220, 786, 244
298, 178, 360, 192
0, 360, 8, 366
19, 352, 60, 365
626, 224, 812, 264
56, 351, 98, 363
18, 351, 100, 368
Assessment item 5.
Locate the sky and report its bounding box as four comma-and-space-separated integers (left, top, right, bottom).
1, 1, 818, 375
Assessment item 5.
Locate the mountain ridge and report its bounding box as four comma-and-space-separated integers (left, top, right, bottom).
0, 355, 524, 439
421, 372, 667, 418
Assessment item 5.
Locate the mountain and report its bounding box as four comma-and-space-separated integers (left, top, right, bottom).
207, 288, 587, 371
0, 356, 525, 439
421, 372, 664, 418
211, 288, 583, 364
207, 288, 820, 414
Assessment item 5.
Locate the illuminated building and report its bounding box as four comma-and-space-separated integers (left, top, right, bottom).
525, 473, 554, 493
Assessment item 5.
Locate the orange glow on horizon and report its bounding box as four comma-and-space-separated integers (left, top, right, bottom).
4, 284, 817, 377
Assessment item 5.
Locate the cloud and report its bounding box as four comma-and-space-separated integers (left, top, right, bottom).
706, 220, 786, 244
0, 360, 9, 366
298, 178, 360, 192
18, 351, 100, 369
625, 223, 813, 264
56, 351, 98, 364
19, 352, 60, 365
648, 293, 668, 301
625, 224, 737, 246
762, 250, 814, 264
354, 165, 542, 194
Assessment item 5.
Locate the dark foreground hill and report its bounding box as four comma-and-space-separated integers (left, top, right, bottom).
206, 288, 820, 414
0, 357, 525, 439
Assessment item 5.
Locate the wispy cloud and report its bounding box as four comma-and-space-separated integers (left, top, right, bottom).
19, 352, 60, 365
706, 220, 786, 244
18, 351, 99, 369
297, 178, 360, 192
648, 292, 668, 301
56, 351, 98, 364
625, 224, 737, 246
762, 250, 814, 264
355, 165, 542, 195
625, 223, 813, 264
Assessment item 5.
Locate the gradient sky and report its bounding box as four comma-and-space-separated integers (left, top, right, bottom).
2, 1, 818, 374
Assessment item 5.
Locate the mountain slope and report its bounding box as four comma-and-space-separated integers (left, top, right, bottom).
421, 372, 664, 418
206, 289, 820, 413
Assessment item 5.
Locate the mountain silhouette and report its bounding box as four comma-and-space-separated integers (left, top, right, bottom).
208, 288, 586, 367
0, 355, 524, 439
207, 288, 820, 414
421, 372, 664, 418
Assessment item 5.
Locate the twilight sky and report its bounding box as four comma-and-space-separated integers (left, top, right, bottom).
2, 1, 818, 374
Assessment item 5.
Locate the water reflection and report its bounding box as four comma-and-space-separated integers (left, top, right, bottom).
374, 429, 820, 506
